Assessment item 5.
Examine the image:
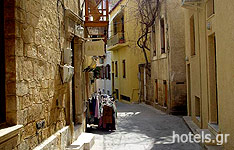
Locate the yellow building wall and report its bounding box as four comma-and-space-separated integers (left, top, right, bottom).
109, 0, 149, 103
184, 0, 234, 149
216, 0, 234, 149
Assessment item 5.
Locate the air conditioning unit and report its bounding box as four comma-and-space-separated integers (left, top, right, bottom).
64, 48, 73, 64
181, 0, 203, 9
61, 65, 74, 83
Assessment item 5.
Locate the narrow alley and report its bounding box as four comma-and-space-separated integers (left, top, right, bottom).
1, 0, 234, 150
89, 102, 201, 150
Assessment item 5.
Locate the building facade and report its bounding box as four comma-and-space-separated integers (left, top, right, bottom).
96, 52, 112, 95
107, 0, 149, 103
0, 0, 92, 149
183, 0, 234, 149
149, 0, 187, 114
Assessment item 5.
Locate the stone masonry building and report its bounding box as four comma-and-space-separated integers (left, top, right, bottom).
0, 0, 91, 149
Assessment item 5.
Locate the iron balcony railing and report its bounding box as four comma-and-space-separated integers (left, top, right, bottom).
107, 32, 125, 47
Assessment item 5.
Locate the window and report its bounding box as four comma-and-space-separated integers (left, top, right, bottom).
163, 80, 167, 107
207, 0, 214, 18
121, 15, 125, 39
155, 79, 158, 103
102, 66, 105, 79
115, 61, 118, 77
105, 64, 111, 80
0, 0, 5, 124
122, 60, 126, 78
152, 24, 156, 56
160, 18, 166, 54
112, 61, 114, 73
100, 66, 105, 79
190, 15, 196, 56
208, 34, 218, 125
114, 20, 117, 35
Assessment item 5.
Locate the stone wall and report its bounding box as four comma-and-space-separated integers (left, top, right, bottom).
2, 0, 85, 149
15, 0, 67, 148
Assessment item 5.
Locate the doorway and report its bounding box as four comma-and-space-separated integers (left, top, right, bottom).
0, 0, 6, 124
208, 34, 218, 125
71, 38, 77, 124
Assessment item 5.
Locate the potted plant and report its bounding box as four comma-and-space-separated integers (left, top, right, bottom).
119, 36, 125, 43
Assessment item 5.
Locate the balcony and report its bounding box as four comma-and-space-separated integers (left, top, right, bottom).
107, 32, 128, 51
181, 0, 203, 9
84, 0, 109, 41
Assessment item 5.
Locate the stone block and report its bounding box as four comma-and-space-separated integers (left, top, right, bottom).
40, 88, 49, 101
25, 44, 37, 58
23, 95, 31, 109
16, 57, 24, 81
23, 60, 34, 81
15, 6, 26, 22
27, 104, 43, 123
17, 140, 29, 150
48, 80, 55, 97
22, 26, 34, 44
29, 135, 39, 149
34, 60, 46, 80
41, 127, 49, 141
26, 12, 40, 28
41, 80, 49, 89
15, 38, 24, 56
35, 29, 42, 45
23, 123, 37, 139
16, 81, 29, 96
37, 45, 48, 61
17, 108, 28, 125
25, 0, 42, 17
29, 81, 37, 88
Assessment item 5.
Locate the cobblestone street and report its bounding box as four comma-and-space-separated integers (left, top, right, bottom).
89, 102, 201, 150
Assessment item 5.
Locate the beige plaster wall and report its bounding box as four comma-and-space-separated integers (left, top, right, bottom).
184, 0, 234, 149
150, 0, 186, 113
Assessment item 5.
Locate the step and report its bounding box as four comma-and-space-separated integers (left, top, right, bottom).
66, 133, 95, 150
183, 116, 199, 134
204, 145, 223, 150
66, 144, 84, 150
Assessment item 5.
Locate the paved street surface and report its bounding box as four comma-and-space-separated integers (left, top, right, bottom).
89, 102, 201, 150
